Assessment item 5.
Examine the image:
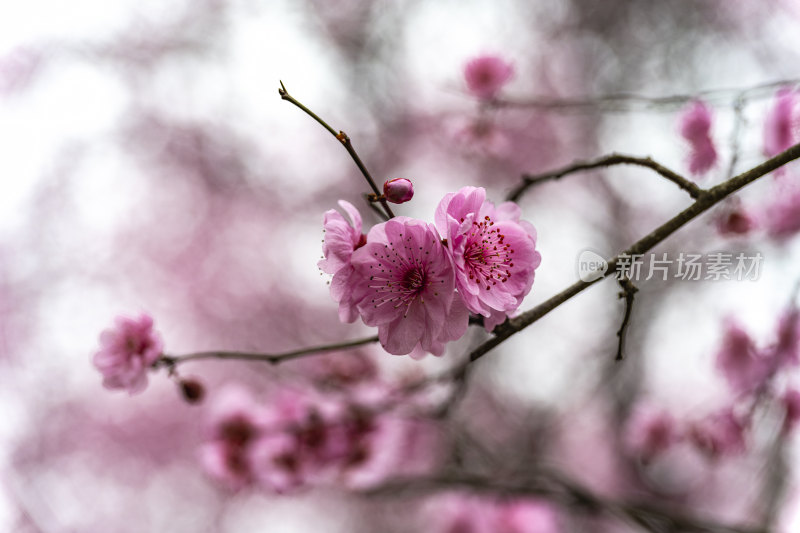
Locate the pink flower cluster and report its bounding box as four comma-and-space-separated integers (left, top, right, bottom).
320, 187, 541, 356
625, 308, 800, 464
764, 87, 798, 158
92, 314, 163, 395
200, 385, 433, 492
679, 100, 717, 176
463, 55, 514, 101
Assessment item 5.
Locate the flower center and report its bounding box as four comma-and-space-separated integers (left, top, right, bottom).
463, 215, 513, 291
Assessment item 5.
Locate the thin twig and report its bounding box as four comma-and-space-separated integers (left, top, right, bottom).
493, 77, 798, 113
507, 153, 703, 202
278, 81, 395, 219
615, 275, 638, 361
466, 142, 800, 365
158, 335, 380, 367
727, 93, 747, 180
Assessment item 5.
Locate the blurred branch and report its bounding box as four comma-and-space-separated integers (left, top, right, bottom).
158, 335, 379, 366
494, 77, 800, 113
466, 142, 800, 365
278, 81, 395, 219
615, 275, 638, 361
507, 153, 703, 202
364, 469, 767, 533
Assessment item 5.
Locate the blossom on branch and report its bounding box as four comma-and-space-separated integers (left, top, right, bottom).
319, 200, 367, 323
383, 178, 414, 204
764, 87, 797, 158
351, 217, 469, 355
92, 313, 163, 394
464, 55, 514, 100
436, 186, 541, 331
679, 100, 717, 176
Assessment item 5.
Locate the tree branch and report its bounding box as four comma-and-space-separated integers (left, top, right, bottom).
158, 335, 380, 367
507, 153, 703, 202
467, 142, 800, 365
278, 81, 395, 219
493, 77, 799, 113
363, 471, 767, 533
615, 275, 638, 361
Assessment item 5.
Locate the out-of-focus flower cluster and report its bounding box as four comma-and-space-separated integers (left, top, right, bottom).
92, 314, 163, 395
319, 186, 541, 356
625, 305, 800, 467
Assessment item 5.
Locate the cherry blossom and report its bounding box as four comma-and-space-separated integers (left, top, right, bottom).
92, 313, 163, 395
464, 55, 514, 100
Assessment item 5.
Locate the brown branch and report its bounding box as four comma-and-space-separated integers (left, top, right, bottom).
467, 142, 800, 365
615, 275, 638, 361
278, 81, 395, 219
158, 335, 380, 367
363, 471, 768, 533
507, 153, 703, 202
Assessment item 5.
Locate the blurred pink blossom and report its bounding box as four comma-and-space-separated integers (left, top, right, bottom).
764, 180, 800, 238
319, 200, 367, 322
498, 500, 561, 533
623, 404, 679, 461
92, 313, 163, 394
764, 87, 798, 157
464, 55, 514, 100
770, 307, 800, 369
715, 318, 768, 395
715, 205, 754, 236
679, 100, 717, 175
689, 408, 746, 459
351, 217, 469, 355
200, 386, 267, 490
436, 186, 541, 331
383, 178, 414, 204
782, 389, 800, 434
450, 117, 512, 158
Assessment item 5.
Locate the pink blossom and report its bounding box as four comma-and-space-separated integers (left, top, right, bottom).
464, 55, 514, 100
350, 216, 469, 355
782, 389, 800, 434
764, 87, 797, 157
200, 386, 267, 490
689, 408, 746, 459
715, 205, 754, 236
383, 178, 414, 204
623, 405, 678, 461
451, 116, 512, 158
319, 200, 367, 322
435, 187, 540, 331
765, 181, 800, 238
497, 500, 561, 533
92, 313, 163, 394
679, 100, 717, 175
770, 307, 800, 369
715, 318, 768, 395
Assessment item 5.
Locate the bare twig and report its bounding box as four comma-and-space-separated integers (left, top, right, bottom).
507, 153, 703, 202
158, 335, 380, 367
278, 81, 395, 219
615, 275, 638, 361
493, 77, 798, 114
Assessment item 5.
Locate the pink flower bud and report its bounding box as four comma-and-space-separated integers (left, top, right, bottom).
180, 378, 205, 404
464, 55, 514, 100
383, 178, 414, 204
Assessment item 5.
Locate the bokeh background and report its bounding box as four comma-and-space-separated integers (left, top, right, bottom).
3, 1, 800, 531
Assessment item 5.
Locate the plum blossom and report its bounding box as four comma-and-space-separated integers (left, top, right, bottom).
764, 87, 797, 157
436, 187, 540, 331
319, 200, 367, 322
715, 318, 768, 395
200, 386, 267, 490
383, 178, 414, 204
715, 204, 754, 236
689, 408, 746, 459
679, 100, 717, 175
92, 313, 163, 394
350, 217, 469, 355
464, 55, 514, 100
623, 404, 678, 461
782, 389, 800, 434
765, 180, 800, 238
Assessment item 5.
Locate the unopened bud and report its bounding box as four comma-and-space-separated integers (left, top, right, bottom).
383, 178, 414, 204
179, 378, 205, 404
